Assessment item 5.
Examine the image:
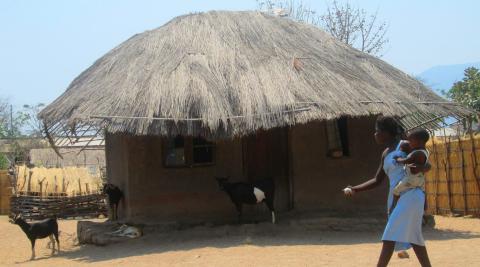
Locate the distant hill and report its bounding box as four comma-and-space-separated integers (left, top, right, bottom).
418, 61, 480, 96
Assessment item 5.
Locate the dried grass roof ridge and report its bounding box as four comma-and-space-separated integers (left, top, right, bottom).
39, 11, 470, 138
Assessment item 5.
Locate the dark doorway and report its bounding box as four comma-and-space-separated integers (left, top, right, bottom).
244, 127, 290, 212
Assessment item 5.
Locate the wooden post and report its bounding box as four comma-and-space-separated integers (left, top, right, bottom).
64, 181, 70, 196
85, 183, 90, 194
443, 132, 453, 214
470, 134, 480, 218
78, 179, 82, 195
469, 132, 480, 212
54, 176, 58, 194
38, 177, 46, 197
62, 177, 66, 193
431, 136, 440, 214
457, 135, 468, 215
27, 170, 33, 194
287, 127, 294, 210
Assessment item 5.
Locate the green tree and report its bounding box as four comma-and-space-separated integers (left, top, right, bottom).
0, 153, 9, 169
0, 98, 29, 138
0, 99, 44, 138
445, 67, 480, 111
22, 103, 45, 137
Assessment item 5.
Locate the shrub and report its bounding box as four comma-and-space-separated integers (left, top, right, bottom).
0, 153, 9, 170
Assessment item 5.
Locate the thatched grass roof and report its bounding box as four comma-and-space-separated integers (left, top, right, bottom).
39, 11, 470, 138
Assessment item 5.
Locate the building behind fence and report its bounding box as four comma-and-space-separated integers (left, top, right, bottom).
1, 139, 107, 219
425, 134, 480, 217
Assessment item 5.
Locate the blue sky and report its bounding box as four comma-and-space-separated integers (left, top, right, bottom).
1, 0, 479, 108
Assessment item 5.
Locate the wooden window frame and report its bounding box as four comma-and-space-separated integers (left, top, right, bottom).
325, 117, 350, 159
163, 136, 216, 168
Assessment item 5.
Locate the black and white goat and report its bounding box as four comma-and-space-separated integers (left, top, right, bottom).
216, 177, 276, 224
102, 183, 124, 221
10, 214, 60, 260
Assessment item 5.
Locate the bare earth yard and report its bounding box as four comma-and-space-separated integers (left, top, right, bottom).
1, 215, 479, 267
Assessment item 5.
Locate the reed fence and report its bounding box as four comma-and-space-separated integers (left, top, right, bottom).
425, 133, 480, 217
9, 193, 107, 221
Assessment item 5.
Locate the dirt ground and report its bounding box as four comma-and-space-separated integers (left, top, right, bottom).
1, 215, 479, 267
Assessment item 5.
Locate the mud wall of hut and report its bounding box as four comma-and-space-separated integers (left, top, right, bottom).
106, 116, 386, 223
289, 116, 386, 213
106, 133, 246, 222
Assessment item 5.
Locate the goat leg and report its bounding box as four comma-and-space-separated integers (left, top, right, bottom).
265, 199, 276, 224
49, 235, 55, 255
54, 232, 60, 253
108, 204, 114, 221
235, 203, 242, 224
30, 239, 35, 260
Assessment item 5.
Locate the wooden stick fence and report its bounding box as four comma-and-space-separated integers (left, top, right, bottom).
425, 134, 480, 217
10, 193, 107, 221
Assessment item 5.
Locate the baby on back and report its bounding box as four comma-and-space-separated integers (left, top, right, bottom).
390, 128, 430, 213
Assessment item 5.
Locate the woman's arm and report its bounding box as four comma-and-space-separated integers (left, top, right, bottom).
345, 149, 388, 194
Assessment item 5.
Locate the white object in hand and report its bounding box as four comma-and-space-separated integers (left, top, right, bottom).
343, 187, 353, 195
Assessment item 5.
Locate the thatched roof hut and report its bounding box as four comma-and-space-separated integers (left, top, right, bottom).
39, 11, 468, 139
38, 11, 471, 223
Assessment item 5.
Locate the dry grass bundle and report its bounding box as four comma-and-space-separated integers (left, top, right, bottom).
14, 166, 103, 196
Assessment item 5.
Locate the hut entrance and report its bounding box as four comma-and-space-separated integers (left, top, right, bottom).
244, 127, 290, 212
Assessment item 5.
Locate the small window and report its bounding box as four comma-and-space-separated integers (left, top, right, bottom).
193, 137, 214, 164
163, 136, 214, 167
164, 135, 186, 167
326, 117, 349, 158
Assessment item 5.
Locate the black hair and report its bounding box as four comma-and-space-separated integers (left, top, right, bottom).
408, 128, 430, 143
375, 116, 403, 137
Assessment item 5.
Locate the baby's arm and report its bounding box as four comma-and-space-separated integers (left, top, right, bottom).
405, 151, 427, 174
394, 153, 415, 164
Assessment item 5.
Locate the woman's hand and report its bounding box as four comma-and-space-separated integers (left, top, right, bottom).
343, 186, 355, 196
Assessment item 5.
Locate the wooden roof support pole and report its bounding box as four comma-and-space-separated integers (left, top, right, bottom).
43, 122, 63, 159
